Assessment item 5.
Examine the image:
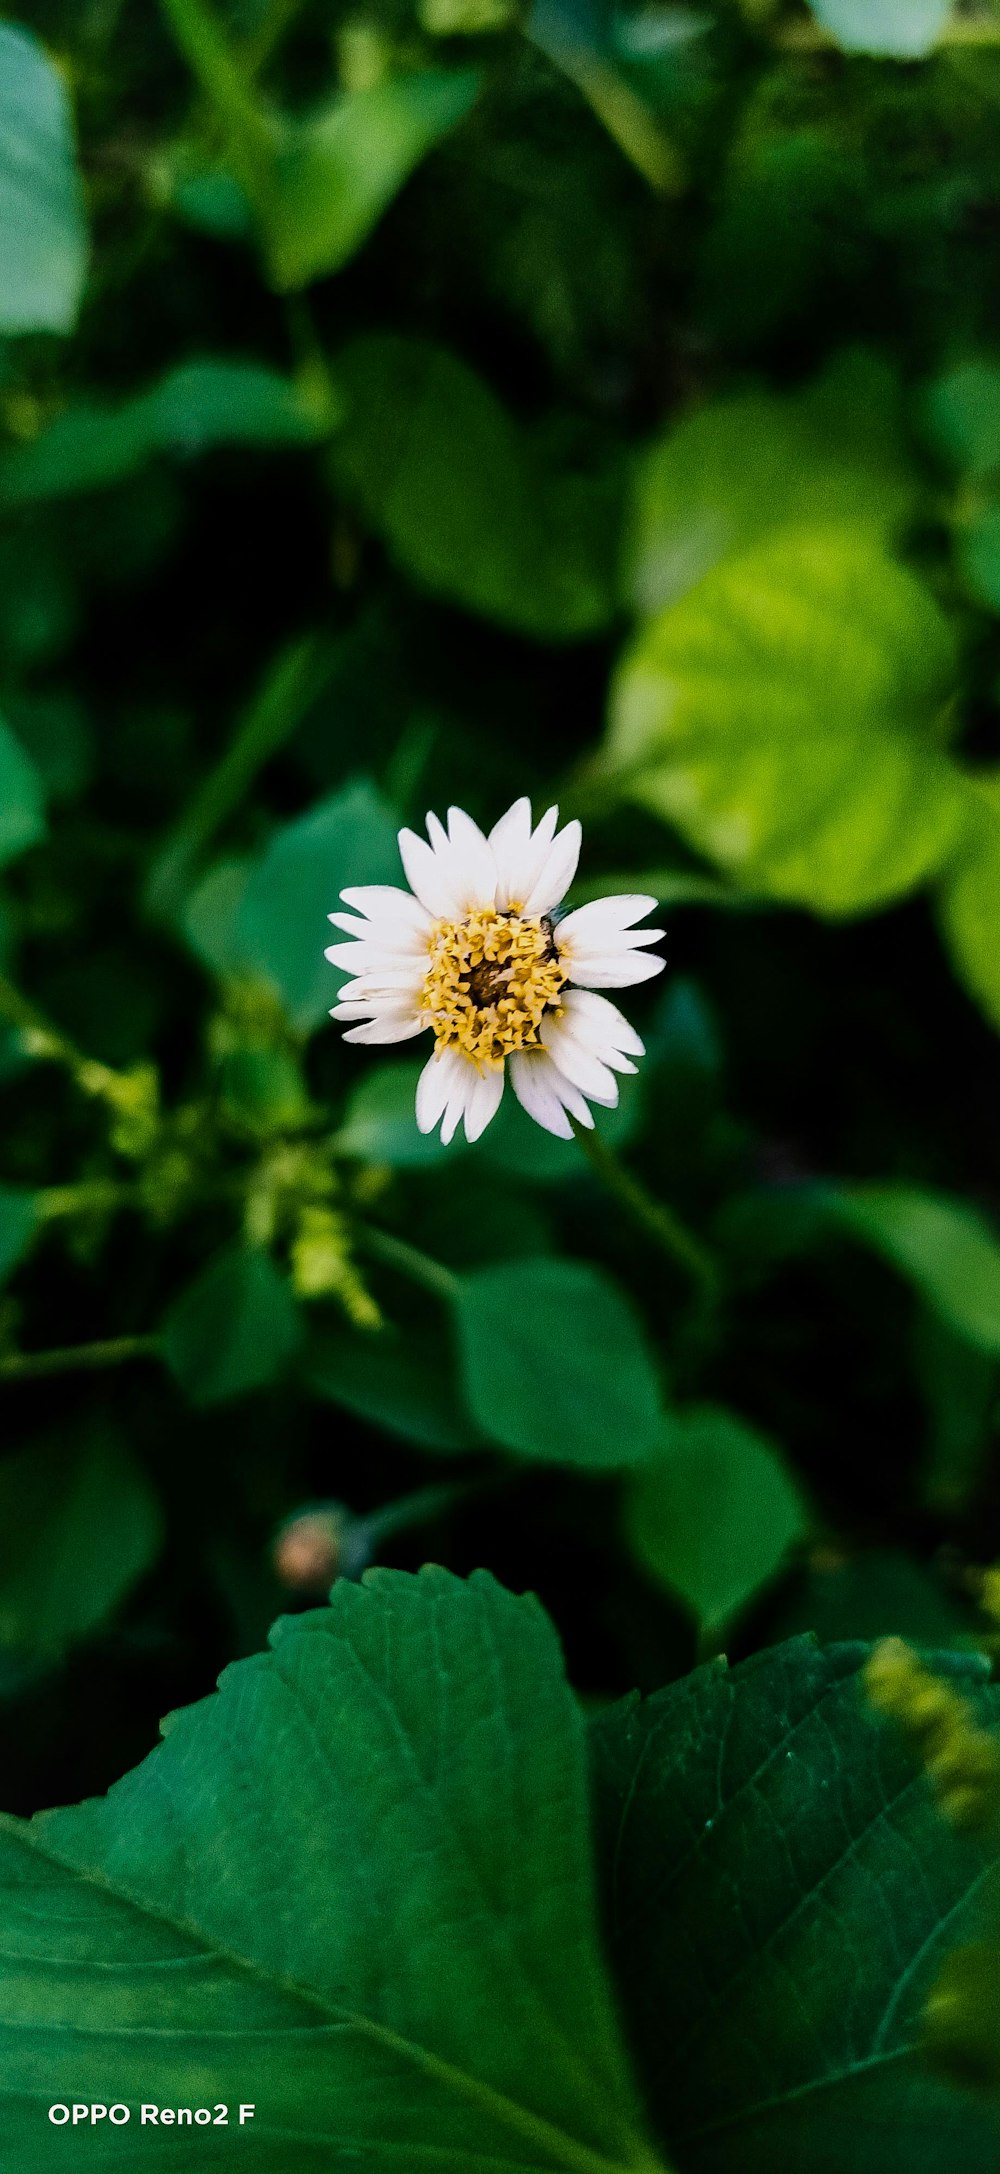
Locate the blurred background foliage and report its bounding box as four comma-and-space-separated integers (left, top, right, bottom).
5, 0, 1000, 1820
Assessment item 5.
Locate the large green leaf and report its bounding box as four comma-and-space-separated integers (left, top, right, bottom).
0, 715, 46, 868
330, 335, 621, 639
0, 361, 324, 508
591, 1638, 1000, 2173
236, 778, 402, 1031
162, 1246, 304, 1405
606, 527, 963, 915
829, 1182, 1000, 1354
625, 352, 916, 618
453, 1257, 664, 1467
0, 23, 87, 335
0, 1568, 663, 2171
806, 0, 951, 57
265, 71, 481, 290
938, 774, 1000, 1032
0, 1425, 161, 1657
624, 1406, 810, 1629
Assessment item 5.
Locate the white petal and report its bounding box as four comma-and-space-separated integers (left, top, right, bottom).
556, 895, 659, 946
398, 828, 463, 918
335, 968, 425, 1000
522, 820, 582, 917
341, 1013, 427, 1044
540, 1014, 619, 1105
493, 802, 559, 911
561, 987, 645, 1059
489, 797, 533, 907
566, 950, 665, 989
338, 885, 433, 935
324, 940, 425, 972
440, 1064, 476, 1146
463, 1064, 504, 1143
446, 806, 498, 911
415, 1048, 467, 1134
509, 1049, 594, 1138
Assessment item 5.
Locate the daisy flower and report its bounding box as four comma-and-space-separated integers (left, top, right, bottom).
326, 799, 665, 1145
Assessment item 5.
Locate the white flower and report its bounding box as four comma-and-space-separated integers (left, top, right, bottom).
326, 798, 665, 1145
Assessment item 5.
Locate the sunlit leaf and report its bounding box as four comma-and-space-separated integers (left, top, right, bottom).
266, 71, 481, 290
0, 23, 87, 335
806, 0, 951, 58
607, 526, 963, 914
625, 351, 916, 617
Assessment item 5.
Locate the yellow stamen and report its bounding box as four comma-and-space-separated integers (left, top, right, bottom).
420, 907, 566, 1067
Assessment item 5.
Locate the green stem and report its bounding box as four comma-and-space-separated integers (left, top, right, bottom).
37, 1181, 139, 1221
358, 1226, 462, 1305
570, 1120, 719, 1299
159, 0, 274, 160
363, 1479, 482, 1552
145, 633, 332, 917
0, 1335, 160, 1383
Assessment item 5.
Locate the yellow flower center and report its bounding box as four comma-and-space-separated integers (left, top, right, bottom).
420, 906, 567, 1068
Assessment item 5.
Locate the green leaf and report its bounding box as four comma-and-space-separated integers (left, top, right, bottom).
807, 0, 951, 57
0, 1185, 38, 1284
0, 23, 87, 335
266, 71, 481, 290
162, 1245, 304, 1405
624, 1406, 809, 1629
454, 1257, 664, 1467
0, 1568, 662, 2172
335, 1059, 451, 1167
180, 856, 252, 976
0, 714, 46, 868
236, 778, 402, 1031
0, 360, 324, 507
0, 1424, 161, 1657
307, 1323, 481, 1451
330, 335, 621, 638
924, 360, 1000, 483
625, 351, 916, 618
938, 775, 1000, 1031
606, 526, 963, 915
829, 1182, 1000, 1354
591, 1637, 1000, 2174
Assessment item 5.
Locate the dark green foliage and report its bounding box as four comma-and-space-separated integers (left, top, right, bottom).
4, 0, 1000, 2159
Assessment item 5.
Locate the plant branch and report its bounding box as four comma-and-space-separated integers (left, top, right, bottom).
358, 1226, 462, 1305
570, 1121, 719, 1299
146, 633, 333, 917
0, 1335, 160, 1383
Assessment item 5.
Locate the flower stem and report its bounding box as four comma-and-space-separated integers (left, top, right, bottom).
0, 1335, 160, 1383
145, 633, 333, 917
570, 1121, 719, 1299
358, 1226, 462, 1305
